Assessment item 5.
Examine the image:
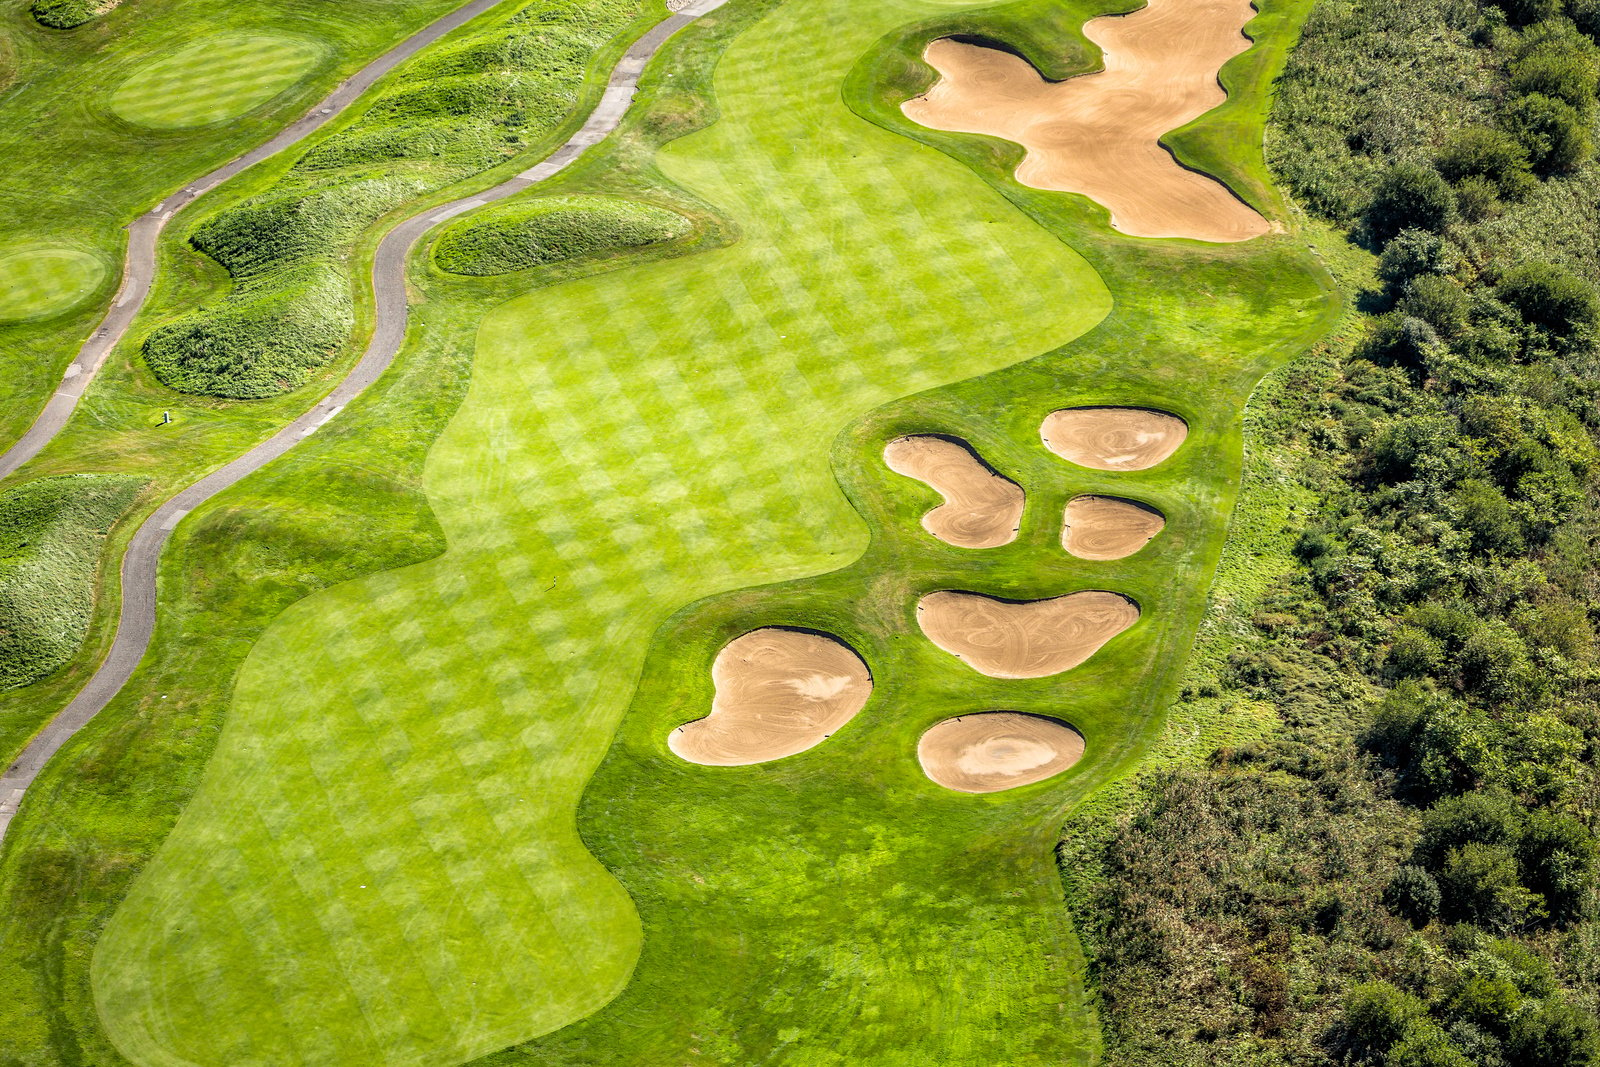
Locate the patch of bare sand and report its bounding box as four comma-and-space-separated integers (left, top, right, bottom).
884, 434, 1023, 549
917, 590, 1138, 678
918, 712, 1085, 792
669, 628, 872, 765
900, 0, 1270, 243
1041, 407, 1186, 470
1063, 495, 1166, 560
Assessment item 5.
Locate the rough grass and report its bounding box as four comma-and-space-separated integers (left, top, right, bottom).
432, 194, 693, 275
0, 246, 107, 322
84, 1, 1335, 1066
108, 35, 324, 130
142, 0, 645, 399
0, 475, 141, 692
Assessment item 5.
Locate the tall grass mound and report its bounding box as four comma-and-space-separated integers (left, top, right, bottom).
0, 475, 141, 692
144, 0, 642, 400
433, 196, 693, 275
30, 0, 120, 29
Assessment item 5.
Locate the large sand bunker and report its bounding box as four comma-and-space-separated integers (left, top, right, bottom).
1063, 495, 1166, 560
669, 628, 872, 765
917, 590, 1138, 678
918, 712, 1085, 792
1041, 407, 1187, 470
901, 0, 1271, 242
883, 435, 1024, 549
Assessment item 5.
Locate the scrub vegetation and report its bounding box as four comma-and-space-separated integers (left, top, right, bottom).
29, 0, 120, 30
432, 194, 693, 275
143, 0, 642, 399
1075, 0, 1600, 1062
0, 476, 141, 692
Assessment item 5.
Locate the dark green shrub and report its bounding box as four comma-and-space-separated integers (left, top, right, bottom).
1388, 625, 1447, 677
1506, 999, 1600, 1067
1509, 42, 1599, 111
1504, 93, 1594, 172
1436, 127, 1537, 200
1367, 165, 1459, 244
1491, 0, 1565, 25
1344, 981, 1429, 1057
1400, 275, 1472, 338
29, 0, 112, 29
432, 196, 693, 276
1518, 812, 1598, 924
1418, 791, 1525, 866
1574, 0, 1600, 40
1437, 842, 1538, 927
1387, 1027, 1473, 1067
1453, 479, 1525, 553
1384, 864, 1443, 926
1451, 174, 1504, 220
1379, 229, 1458, 287
1496, 262, 1600, 340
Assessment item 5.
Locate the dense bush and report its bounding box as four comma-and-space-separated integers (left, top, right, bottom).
1366, 164, 1458, 243
29, 0, 117, 29
146, 0, 642, 398
0, 475, 141, 690
432, 195, 692, 276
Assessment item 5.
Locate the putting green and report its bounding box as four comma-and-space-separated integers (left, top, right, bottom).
0, 246, 106, 321
92, 1, 1111, 1064
109, 34, 322, 129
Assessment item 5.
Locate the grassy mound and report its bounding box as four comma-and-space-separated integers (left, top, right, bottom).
0, 246, 107, 322
29, 0, 120, 29
0, 475, 141, 692
144, 0, 643, 400
109, 35, 324, 130
433, 195, 693, 275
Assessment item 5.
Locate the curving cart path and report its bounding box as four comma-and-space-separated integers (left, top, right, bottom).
0, 0, 728, 842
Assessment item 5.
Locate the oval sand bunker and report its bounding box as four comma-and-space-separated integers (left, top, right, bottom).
670, 628, 872, 765
884, 435, 1023, 549
1041, 407, 1187, 471
1064, 495, 1166, 560
901, 0, 1270, 243
919, 712, 1085, 793
917, 590, 1138, 678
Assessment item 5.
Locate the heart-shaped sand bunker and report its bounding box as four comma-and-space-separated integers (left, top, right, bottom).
884, 434, 1023, 549
1040, 407, 1187, 471
917, 590, 1138, 678
669, 628, 872, 765
1063, 495, 1166, 560
918, 712, 1085, 793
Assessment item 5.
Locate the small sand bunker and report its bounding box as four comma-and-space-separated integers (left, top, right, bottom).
669, 628, 872, 765
883, 435, 1024, 549
1041, 407, 1187, 471
901, 0, 1271, 242
918, 712, 1085, 793
917, 590, 1138, 679
1063, 495, 1166, 560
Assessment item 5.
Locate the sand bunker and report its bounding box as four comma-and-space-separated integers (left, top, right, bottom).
1063, 495, 1166, 560
901, 0, 1271, 242
669, 628, 872, 765
918, 712, 1085, 792
1041, 407, 1186, 471
883, 435, 1024, 549
917, 590, 1138, 678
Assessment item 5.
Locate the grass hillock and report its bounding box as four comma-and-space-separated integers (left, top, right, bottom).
432, 195, 693, 275
144, 0, 642, 399
29, 0, 120, 30
0, 475, 141, 692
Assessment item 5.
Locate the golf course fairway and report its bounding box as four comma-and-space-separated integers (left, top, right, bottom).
87, 0, 1337, 1061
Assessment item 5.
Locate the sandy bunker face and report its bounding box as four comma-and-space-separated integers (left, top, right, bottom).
1063, 495, 1166, 560
917, 590, 1138, 678
669, 628, 872, 765
1041, 407, 1187, 471
901, 0, 1270, 243
884, 435, 1024, 549
919, 712, 1085, 793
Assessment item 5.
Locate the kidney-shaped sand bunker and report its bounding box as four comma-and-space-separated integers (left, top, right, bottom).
1063, 495, 1166, 560
919, 712, 1085, 793
917, 590, 1138, 678
669, 627, 872, 765
1041, 407, 1187, 471
883, 434, 1024, 549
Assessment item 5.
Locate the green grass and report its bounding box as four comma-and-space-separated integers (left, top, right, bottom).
82, 0, 1339, 1065
0, 0, 478, 450
108, 34, 324, 130
0, 475, 142, 692
433, 194, 693, 275
0, 246, 108, 322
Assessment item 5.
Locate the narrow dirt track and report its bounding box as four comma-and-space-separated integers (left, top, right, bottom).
0, 0, 727, 843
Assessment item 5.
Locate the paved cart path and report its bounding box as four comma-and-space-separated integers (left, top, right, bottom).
0, 0, 726, 842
